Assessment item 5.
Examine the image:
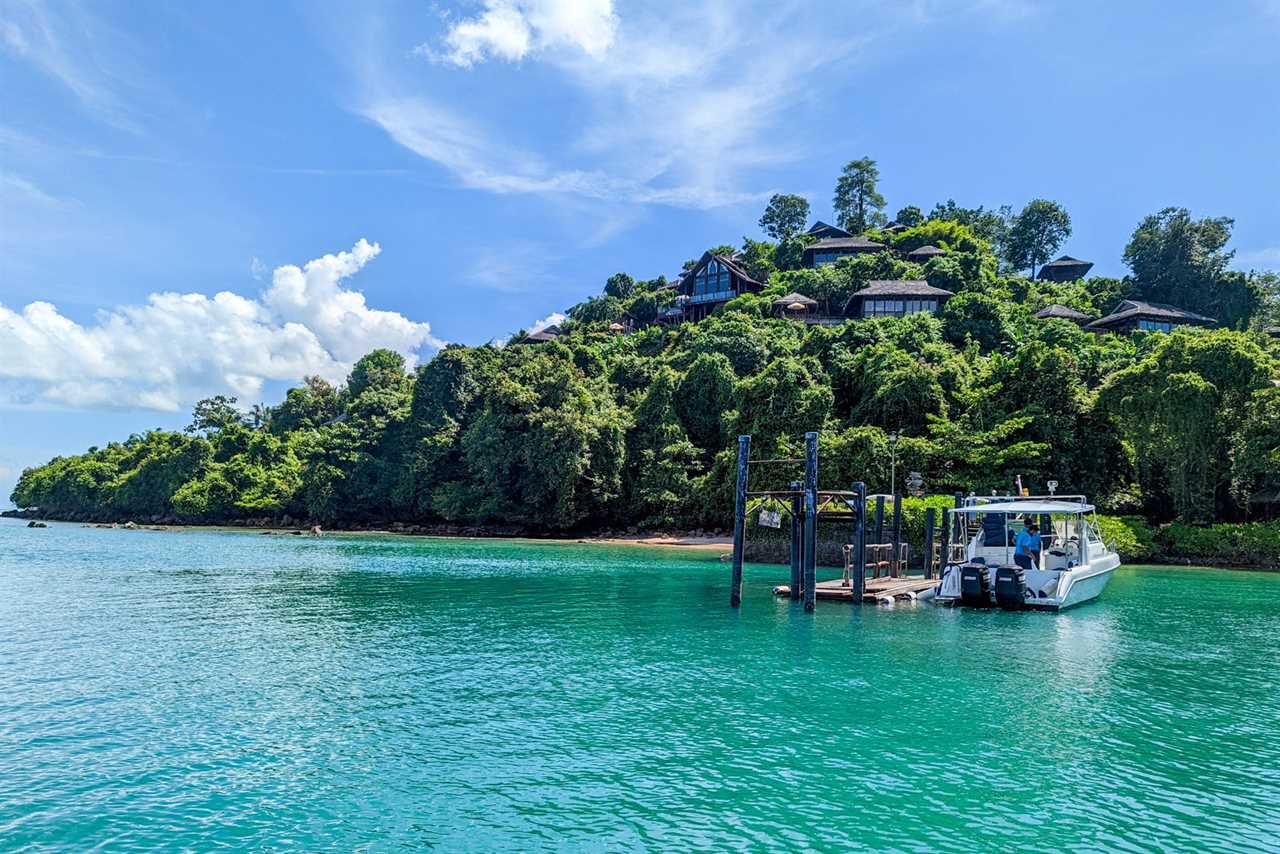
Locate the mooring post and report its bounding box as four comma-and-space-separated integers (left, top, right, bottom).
874, 495, 885, 545
802, 432, 819, 613
924, 507, 936, 579
953, 491, 964, 555
939, 506, 950, 571
789, 480, 802, 601
891, 495, 903, 577
852, 481, 867, 599
730, 435, 751, 608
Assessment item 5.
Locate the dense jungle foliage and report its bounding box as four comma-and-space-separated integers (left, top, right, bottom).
11, 164, 1280, 536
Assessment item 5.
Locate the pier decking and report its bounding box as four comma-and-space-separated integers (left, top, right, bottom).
773, 575, 937, 603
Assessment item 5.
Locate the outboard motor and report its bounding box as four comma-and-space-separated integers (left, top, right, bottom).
959, 563, 991, 607
994, 565, 1027, 610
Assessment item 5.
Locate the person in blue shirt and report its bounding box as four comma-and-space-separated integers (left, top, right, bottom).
1014, 520, 1041, 570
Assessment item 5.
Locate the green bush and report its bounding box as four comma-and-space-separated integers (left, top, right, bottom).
1157, 521, 1280, 568
1095, 515, 1158, 562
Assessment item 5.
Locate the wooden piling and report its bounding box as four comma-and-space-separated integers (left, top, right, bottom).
874, 495, 885, 545
891, 495, 902, 576
940, 507, 950, 566
730, 435, 750, 608
789, 480, 802, 601
924, 507, 936, 579
852, 481, 867, 599
802, 432, 818, 613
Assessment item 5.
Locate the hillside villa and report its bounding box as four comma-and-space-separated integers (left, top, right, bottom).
517, 221, 1223, 341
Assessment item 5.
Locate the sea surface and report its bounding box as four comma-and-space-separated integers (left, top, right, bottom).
1, 519, 1278, 852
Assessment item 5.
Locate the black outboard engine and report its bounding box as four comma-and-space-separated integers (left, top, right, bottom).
994, 565, 1027, 610
959, 563, 991, 607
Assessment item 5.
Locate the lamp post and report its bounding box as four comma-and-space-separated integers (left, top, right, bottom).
888, 430, 899, 497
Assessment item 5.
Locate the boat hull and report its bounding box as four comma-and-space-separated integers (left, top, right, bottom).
934, 554, 1120, 611
1054, 555, 1120, 610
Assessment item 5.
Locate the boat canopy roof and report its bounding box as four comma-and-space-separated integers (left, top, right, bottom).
948, 500, 1094, 515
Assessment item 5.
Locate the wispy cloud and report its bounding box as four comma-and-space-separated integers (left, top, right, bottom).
0, 240, 443, 411
0, 0, 143, 132
465, 239, 561, 292
0, 171, 77, 209
358, 1, 992, 214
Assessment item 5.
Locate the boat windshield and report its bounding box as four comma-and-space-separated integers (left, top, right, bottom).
948, 505, 1090, 571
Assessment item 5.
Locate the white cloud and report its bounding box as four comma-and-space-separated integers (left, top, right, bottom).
361, 1, 900, 212
0, 239, 442, 411
431, 0, 616, 67
529, 311, 565, 332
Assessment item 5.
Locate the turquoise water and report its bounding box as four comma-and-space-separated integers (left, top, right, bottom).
1, 519, 1278, 851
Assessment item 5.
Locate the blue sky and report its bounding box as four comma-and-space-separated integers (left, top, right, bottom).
2, 0, 1279, 503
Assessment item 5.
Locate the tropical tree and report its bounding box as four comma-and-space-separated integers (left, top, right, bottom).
759, 193, 810, 241
1122, 207, 1260, 327
1004, 199, 1072, 278
603, 272, 636, 299
833, 157, 887, 233
186, 396, 244, 435
894, 205, 924, 227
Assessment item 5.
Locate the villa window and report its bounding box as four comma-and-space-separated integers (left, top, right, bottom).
1138, 319, 1173, 333
690, 259, 733, 302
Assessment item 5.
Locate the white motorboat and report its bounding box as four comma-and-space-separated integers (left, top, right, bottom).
934, 496, 1120, 611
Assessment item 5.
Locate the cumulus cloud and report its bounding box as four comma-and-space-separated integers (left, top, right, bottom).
432, 0, 616, 67
0, 239, 441, 411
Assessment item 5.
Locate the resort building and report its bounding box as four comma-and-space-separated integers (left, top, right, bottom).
674, 252, 763, 322
845, 280, 953, 319
805, 221, 851, 240
1083, 300, 1215, 334
1036, 255, 1094, 282
905, 244, 947, 263
1035, 304, 1092, 324
518, 324, 563, 344
803, 235, 886, 268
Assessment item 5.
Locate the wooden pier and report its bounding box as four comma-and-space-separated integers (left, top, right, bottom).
772, 576, 938, 604
730, 431, 963, 612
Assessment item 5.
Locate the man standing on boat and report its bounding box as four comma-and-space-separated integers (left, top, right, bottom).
1014, 520, 1041, 570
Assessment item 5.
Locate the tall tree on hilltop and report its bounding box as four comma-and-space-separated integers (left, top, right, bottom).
833, 157, 887, 233
1123, 207, 1261, 326
758, 193, 810, 241
186, 396, 244, 435
894, 205, 924, 227
1004, 199, 1071, 278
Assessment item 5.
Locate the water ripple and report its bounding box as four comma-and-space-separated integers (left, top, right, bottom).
1, 520, 1278, 851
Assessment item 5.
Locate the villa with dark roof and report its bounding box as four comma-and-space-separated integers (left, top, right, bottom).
803, 235, 886, 267
1084, 300, 1215, 334
1036, 255, 1094, 282
906, 244, 947, 263
805, 221, 851, 240
517, 324, 564, 344
1035, 304, 1092, 324
844, 280, 953, 319
674, 252, 763, 321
